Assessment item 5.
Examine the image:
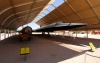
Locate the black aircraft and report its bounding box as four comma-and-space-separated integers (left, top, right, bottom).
19, 21, 87, 40
35, 21, 87, 32
19, 26, 33, 41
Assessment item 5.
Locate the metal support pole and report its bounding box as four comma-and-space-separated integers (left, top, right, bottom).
9, 30, 11, 37
8, 30, 9, 37
12, 30, 14, 36
24, 54, 26, 61
55, 31, 56, 36
14, 31, 16, 35
12, 30, 13, 36
68, 31, 70, 36
59, 31, 60, 36
11, 30, 13, 36
4, 29, 6, 39
62, 31, 64, 38
76, 30, 77, 38
47, 32, 50, 37
73, 31, 75, 39
56, 31, 57, 36
84, 53, 87, 63
15, 31, 17, 35
86, 29, 88, 39
6, 30, 8, 38
14, 31, 15, 35
10, 30, 11, 36
0, 30, 1, 40
11, 30, 12, 36
42, 32, 45, 35
15, 31, 16, 35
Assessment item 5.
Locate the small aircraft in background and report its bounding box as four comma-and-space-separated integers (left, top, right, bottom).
18, 21, 87, 41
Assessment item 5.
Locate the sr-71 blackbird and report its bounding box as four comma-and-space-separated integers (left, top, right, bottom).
19, 21, 87, 41
35, 21, 87, 32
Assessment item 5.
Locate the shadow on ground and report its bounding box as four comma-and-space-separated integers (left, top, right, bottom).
35, 34, 100, 48
0, 35, 90, 63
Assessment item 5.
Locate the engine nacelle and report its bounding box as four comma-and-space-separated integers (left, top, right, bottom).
21, 26, 32, 35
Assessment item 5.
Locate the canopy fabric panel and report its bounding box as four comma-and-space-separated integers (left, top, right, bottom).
0, 0, 50, 30
36, 0, 100, 30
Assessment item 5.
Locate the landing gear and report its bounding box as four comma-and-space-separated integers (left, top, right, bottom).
19, 34, 30, 42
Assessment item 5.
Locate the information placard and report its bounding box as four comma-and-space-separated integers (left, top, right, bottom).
20, 47, 30, 55
89, 42, 96, 51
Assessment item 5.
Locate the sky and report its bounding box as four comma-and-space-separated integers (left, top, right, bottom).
17, 0, 64, 31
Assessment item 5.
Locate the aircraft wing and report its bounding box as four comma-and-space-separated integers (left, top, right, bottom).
35, 21, 88, 32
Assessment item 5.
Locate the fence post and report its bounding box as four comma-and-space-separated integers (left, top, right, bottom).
84, 53, 86, 63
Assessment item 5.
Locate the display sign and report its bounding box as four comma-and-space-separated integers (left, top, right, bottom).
89, 42, 96, 52
20, 47, 30, 55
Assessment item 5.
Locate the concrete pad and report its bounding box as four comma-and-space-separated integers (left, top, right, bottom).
0, 35, 100, 63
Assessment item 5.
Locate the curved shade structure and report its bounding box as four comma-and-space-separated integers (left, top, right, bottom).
0, 0, 100, 30
0, 0, 51, 30
36, 0, 100, 30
